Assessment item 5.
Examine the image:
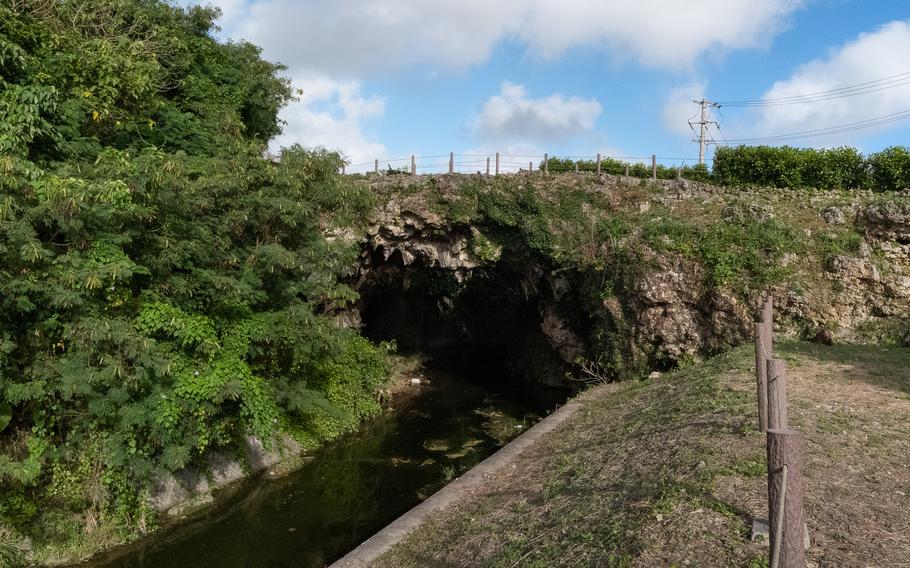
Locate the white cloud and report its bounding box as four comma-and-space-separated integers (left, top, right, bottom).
270, 75, 386, 166
748, 20, 910, 143
516, 0, 800, 68
229, 0, 800, 73
185, 0, 802, 159
471, 82, 602, 144
662, 82, 708, 137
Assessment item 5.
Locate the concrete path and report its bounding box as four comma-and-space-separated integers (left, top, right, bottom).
329, 398, 583, 567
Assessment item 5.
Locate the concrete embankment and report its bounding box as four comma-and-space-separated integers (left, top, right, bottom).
330, 396, 585, 567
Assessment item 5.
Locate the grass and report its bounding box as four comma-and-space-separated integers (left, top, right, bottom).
374, 340, 910, 567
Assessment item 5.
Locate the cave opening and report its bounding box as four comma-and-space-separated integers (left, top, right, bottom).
355, 248, 573, 412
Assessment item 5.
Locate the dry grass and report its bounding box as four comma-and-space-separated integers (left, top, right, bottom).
374, 341, 910, 568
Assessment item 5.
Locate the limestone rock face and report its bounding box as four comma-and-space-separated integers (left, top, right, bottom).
860, 199, 910, 241
540, 304, 584, 363
821, 206, 847, 225
354, 176, 910, 373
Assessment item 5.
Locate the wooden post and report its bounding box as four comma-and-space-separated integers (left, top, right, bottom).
754, 323, 769, 432
767, 358, 789, 430
767, 429, 806, 568
596, 153, 602, 174
486, 157, 490, 175
651, 154, 657, 180
411, 155, 416, 176
449, 152, 454, 174
625, 164, 629, 177
676, 166, 682, 180
762, 294, 774, 351
529, 161, 533, 173
374, 159, 379, 174
495, 152, 500, 176
544, 153, 548, 175
574, 162, 579, 174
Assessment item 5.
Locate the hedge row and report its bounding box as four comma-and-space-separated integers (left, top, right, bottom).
713, 145, 910, 191
543, 146, 910, 191
541, 157, 711, 182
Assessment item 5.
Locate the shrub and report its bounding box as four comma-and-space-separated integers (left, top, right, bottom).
867, 146, 910, 192
0, 0, 390, 547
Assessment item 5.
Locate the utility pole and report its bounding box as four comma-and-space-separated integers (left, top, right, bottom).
690, 98, 720, 166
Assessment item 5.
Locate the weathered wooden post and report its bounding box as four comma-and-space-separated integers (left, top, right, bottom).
529, 161, 533, 173
676, 166, 682, 180
574, 161, 579, 174
767, 429, 806, 568
544, 153, 548, 175
411, 155, 416, 176
754, 323, 769, 432
625, 164, 630, 177
596, 153, 602, 174
767, 358, 789, 430
449, 152, 454, 174
374, 159, 379, 175
486, 157, 490, 175
651, 154, 657, 180
763, 294, 774, 350
495, 152, 500, 176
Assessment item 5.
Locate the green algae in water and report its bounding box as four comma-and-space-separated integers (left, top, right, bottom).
76, 370, 563, 568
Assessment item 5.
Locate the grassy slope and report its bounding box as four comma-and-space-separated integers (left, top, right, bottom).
374, 341, 910, 567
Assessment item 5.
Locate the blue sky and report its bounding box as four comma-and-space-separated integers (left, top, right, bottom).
187, 0, 910, 172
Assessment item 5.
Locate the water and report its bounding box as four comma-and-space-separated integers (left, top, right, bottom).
80, 365, 564, 568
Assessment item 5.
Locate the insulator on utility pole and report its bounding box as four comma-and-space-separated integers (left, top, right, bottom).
689, 98, 720, 166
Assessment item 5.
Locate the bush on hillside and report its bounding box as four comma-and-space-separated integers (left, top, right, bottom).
0, 0, 389, 547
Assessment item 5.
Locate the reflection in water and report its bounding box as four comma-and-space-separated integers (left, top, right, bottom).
80, 369, 563, 568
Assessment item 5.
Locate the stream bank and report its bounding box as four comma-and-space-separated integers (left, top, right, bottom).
76, 356, 565, 568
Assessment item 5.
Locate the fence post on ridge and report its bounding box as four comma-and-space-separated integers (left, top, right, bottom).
449, 152, 454, 174
625, 164, 629, 177
495, 152, 500, 176
767, 429, 806, 568
374, 159, 379, 175
596, 153, 601, 174
767, 358, 789, 431
544, 153, 548, 175
411, 155, 416, 176
754, 322, 769, 432
651, 154, 657, 180
486, 157, 490, 176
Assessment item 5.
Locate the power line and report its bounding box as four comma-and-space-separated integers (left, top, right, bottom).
715, 70, 910, 107
719, 108, 910, 144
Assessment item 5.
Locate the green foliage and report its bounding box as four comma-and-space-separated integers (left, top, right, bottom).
544, 147, 909, 191
713, 145, 910, 191
0, 402, 9, 433
0, 0, 390, 554
542, 156, 708, 181
866, 146, 910, 192
815, 229, 863, 265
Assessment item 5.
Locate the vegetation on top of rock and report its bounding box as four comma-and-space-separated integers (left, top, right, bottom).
542, 145, 910, 191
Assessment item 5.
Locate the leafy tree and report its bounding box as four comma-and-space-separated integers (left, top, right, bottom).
0, 0, 389, 552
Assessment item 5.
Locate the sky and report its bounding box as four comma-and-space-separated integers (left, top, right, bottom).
182, 0, 910, 172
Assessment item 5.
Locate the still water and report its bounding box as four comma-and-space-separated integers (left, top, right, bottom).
80, 365, 563, 568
